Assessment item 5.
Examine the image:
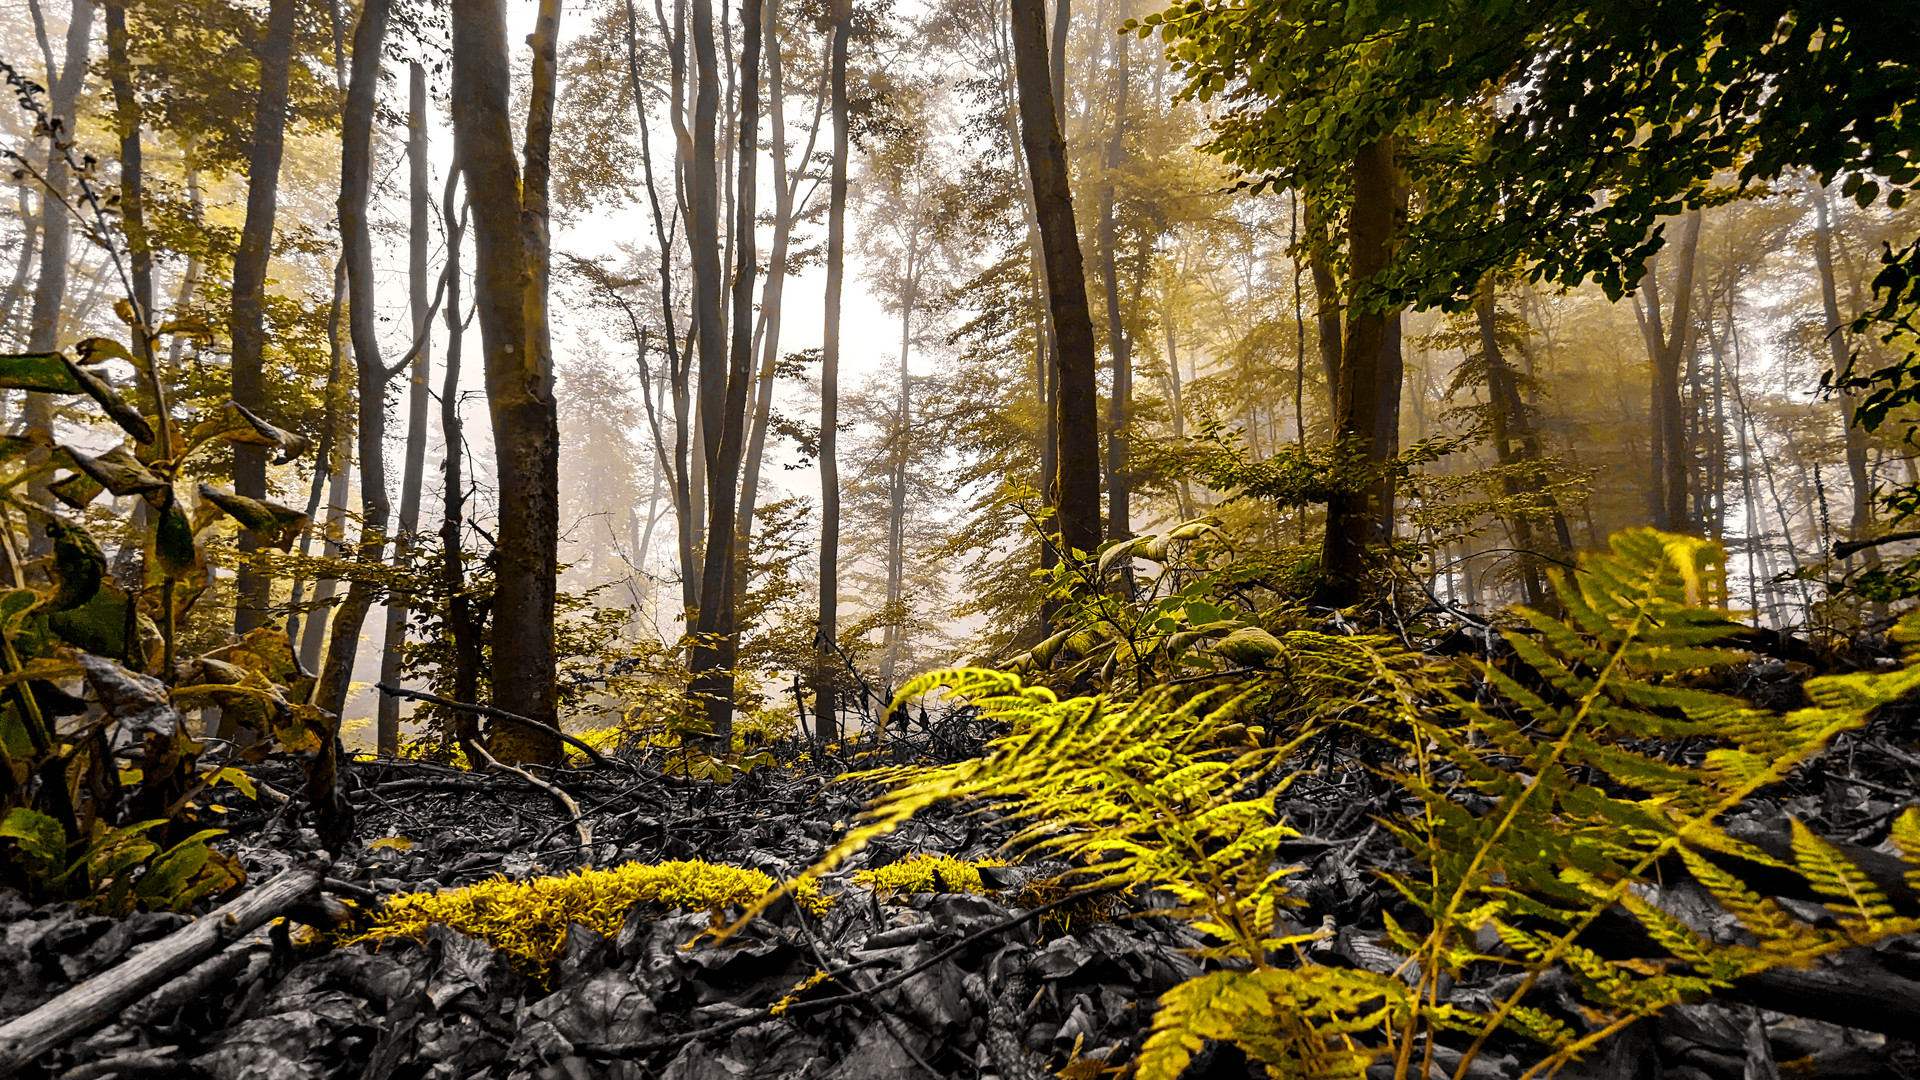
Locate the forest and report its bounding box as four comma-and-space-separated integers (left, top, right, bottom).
1, 0, 1919, 1077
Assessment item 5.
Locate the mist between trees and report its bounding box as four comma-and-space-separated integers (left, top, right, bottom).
0, 0, 1915, 767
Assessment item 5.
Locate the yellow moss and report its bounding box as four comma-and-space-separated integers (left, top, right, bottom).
852, 853, 1006, 898
343, 859, 831, 978
1011, 877, 1123, 936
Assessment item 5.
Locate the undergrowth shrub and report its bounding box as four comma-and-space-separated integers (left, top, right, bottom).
743, 529, 1920, 1080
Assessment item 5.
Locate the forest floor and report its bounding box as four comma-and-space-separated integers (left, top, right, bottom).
7, 670, 1920, 1080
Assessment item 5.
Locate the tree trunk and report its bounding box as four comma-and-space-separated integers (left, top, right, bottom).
439, 159, 482, 762
1097, 28, 1130, 543
0, 178, 37, 342
230, 0, 296, 631
1161, 279, 1193, 517
23, 0, 96, 555
815, 0, 849, 744
104, 2, 154, 393
449, 0, 563, 764
1813, 187, 1878, 571
1306, 200, 1343, 416
1635, 209, 1702, 532
1012, 0, 1100, 564
375, 62, 436, 756
688, 0, 762, 745
1317, 136, 1399, 604
316, 0, 394, 727
880, 243, 914, 689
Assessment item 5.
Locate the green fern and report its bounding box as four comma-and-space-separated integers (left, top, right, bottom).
736, 529, 1920, 1080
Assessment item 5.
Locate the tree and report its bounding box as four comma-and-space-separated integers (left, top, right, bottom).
1010, 0, 1099, 565
816, 0, 849, 743
228, 0, 296, 630
449, 0, 565, 764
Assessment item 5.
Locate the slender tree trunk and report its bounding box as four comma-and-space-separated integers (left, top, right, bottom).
1476, 280, 1547, 607
375, 62, 436, 755
1306, 200, 1343, 415
1635, 209, 1702, 531
1, 176, 40, 345
439, 161, 482, 762
1317, 136, 1399, 604
23, 0, 96, 554
1012, 0, 1100, 563
880, 249, 914, 688
104, 2, 154, 390
815, 0, 849, 744
316, 0, 394, 726
448, 0, 564, 763
1813, 187, 1878, 571
1161, 279, 1193, 517
1098, 28, 1130, 542
624, 0, 698, 632
688, 0, 762, 744
230, 0, 296, 631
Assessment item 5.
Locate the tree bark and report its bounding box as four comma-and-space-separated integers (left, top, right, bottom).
439, 159, 482, 763
1011, 0, 1100, 564
1317, 136, 1399, 604
230, 0, 296, 631
816, 0, 849, 744
1097, 28, 1130, 543
316, 0, 394, 729
1635, 209, 1702, 532
688, 0, 763, 745
1813, 187, 1878, 571
376, 62, 436, 756
104, 2, 154, 393
23, 0, 96, 554
0, 178, 37, 342
450, 0, 564, 764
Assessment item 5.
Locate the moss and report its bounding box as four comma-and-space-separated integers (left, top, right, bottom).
852, 853, 1006, 898
343, 859, 831, 978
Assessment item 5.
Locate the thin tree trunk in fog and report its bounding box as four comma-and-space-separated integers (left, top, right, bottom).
880, 245, 915, 688
1306, 201, 1342, 415
230, 0, 295, 629
439, 161, 482, 762
1635, 209, 1701, 532
736, 2, 821, 555
690, 0, 763, 744
816, 0, 849, 743
376, 62, 436, 755
0, 180, 39, 343
317, 0, 394, 727
104, 2, 154, 395
1161, 281, 1193, 517
625, 0, 698, 631
1097, 28, 1130, 543
1814, 187, 1878, 569
449, 0, 565, 764
1477, 280, 1547, 608
23, 0, 96, 555
1013, 0, 1100, 563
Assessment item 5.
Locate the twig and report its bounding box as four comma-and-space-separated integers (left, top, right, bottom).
0, 868, 322, 1074
1833, 530, 1920, 560
468, 739, 594, 866
373, 682, 620, 769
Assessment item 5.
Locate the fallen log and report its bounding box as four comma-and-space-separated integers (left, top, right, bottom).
0, 867, 322, 1076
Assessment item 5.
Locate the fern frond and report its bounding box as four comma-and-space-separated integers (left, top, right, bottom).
1788, 818, 1899, 930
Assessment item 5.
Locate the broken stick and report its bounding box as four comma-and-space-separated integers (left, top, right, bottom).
0, 867, 322, 1076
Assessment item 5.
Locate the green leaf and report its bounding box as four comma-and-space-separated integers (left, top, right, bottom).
155, 492, 198, 578
49, 581, 132, 661
49, 470, 106, 509
45, 519, 104, 611
66, 444, 168, 497
187, 402, 310, 465
71, 337, 136, 366
0, 353, 84, 393
63, 356, 155, 444
197, 484, 309, 550
0, 807, 68, 869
